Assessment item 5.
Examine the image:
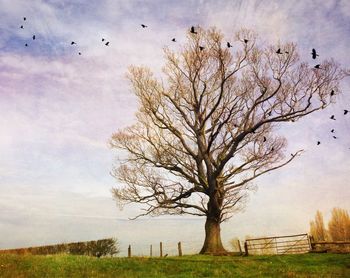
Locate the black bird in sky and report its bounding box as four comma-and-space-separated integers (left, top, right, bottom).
102, 38, 105, 42
172, 38, 176, 42
330, 115, 336, 120
311, 48, 319, 59
227, 42, 232, 48
314, 64, 321, 69
20, 25, 23, 29
78, 52, 81, 55
263, 136, 267, 142
276, 48, 282, 54
190, 26, 197, 34
25, 43, 28, 47
141, 24, 147, 28
344, 109, 349, 115
105, 41, 109, 46
330, 90, 335, 96
333, 136, 338, 139
199, 46, 205, 51
331, 129, 335, 133
317, 141, 321, 145
23, 17, 26, 21
71, 41, 76, 45
32, 35, 35, 40
244, 39, 248, 43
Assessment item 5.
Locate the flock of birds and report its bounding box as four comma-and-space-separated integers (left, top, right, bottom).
302, 49, 349, 146
19, 17, 110, 55
18, 18, 349, 148
18, 20, 244, 54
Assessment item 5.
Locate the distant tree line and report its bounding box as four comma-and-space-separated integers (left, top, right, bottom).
310, 208, 350, 241
0, 238, 119, 257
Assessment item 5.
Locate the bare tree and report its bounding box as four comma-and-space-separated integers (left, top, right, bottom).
309, 210, 328, 241
110, 28, 348, 254
328, 208, 350, 241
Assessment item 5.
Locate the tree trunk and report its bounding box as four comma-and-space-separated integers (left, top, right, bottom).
199, 216, 227, 254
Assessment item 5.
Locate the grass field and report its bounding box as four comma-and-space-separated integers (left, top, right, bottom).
0, 253, 349, 277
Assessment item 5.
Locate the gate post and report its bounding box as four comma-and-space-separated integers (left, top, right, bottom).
237, 240, 242, 255
307, 234, 313, 251
244, 241, 249, 256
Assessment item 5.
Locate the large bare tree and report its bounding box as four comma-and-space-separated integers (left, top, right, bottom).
110, 28, 348, 254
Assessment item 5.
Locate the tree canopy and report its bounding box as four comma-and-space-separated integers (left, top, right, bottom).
110, 27, 348, 254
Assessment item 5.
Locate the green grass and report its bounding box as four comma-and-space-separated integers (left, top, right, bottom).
0, 253, 349, 277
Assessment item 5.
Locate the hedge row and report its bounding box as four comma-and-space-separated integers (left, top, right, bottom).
0, 238, 119, 257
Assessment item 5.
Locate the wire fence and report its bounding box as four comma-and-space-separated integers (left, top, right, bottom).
118, 239, 203, 257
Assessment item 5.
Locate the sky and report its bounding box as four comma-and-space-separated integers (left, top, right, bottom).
0, 0, 349, 256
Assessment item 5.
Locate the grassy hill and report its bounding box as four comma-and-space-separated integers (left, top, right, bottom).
0, 253, 349, 277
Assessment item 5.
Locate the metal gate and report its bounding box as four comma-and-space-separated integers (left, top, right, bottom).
245, 233, 311, 255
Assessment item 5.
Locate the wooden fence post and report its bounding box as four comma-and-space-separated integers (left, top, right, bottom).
178, 242, 182, 256
244, 241, 248, 256
150, 244, 152, 257
128, 245, 131, 258
160, 242, 163, 257
237, 240, 242, 255
308, 235, 313, 251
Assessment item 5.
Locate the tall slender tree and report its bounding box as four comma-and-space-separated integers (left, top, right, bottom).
110, 28, 348, 254
328, 208, 350, 241
310, 210, 327, 241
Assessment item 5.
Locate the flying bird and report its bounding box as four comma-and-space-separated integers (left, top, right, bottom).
102, 38, 105, 42
141, 24, 147, 28
172, 38, 176, 42
71, 41, 76, 45
314, 64, 321, 69
344, 109, 349, 115
190, 26, 197, 34
311, 48, 319, 59
244, 39, 248, 43
317, 141, 321, 145
330, 115, 336, 120
32, 35, 35, 40
331, 129, 335, 133
330, 90, 335, 96
199, 46, 205, 51
23, 17, 26, 21
78, 52, 82, 55
25, 43, 28, 47
263, 136, 267, 142
227, 42, 232, 48
105, 41, 109, 46
20, 25, 24, 29
276, 48, 282, 54
333, 136, 338, 139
